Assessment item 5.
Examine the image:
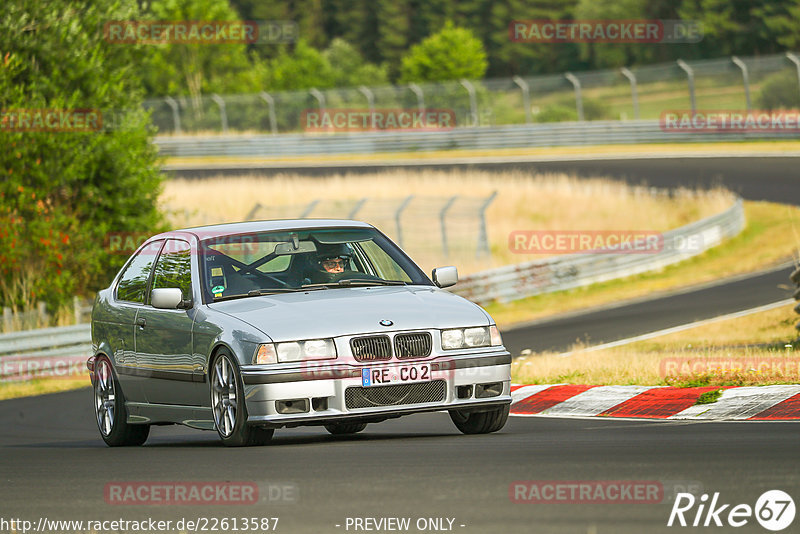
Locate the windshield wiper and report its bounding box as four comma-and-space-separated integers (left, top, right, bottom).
212, 287, 323, 302
301, 279, 407, 289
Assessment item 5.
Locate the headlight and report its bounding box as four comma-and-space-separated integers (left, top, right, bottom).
441, 326, 501, 350
276, 338, 337, 363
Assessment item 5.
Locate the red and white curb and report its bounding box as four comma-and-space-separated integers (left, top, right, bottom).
510, 384, 800, 421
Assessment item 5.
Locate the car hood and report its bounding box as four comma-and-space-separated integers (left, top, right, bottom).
207, 285, 491, 342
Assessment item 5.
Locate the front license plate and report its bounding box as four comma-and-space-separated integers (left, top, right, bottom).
361, 364, 431, 387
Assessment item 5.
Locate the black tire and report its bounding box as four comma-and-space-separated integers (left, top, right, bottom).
93, 356, 150, 447
210, 348, 273, 447
324, 422, 368, 435
449, 404, 510, 435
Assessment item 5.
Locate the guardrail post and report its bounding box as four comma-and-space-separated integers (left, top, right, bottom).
164, 96, 181, 134
459, 79, 479, 127
394, 195, 414, 249
358, 86, 375, 129
408, 83, 425, 114
564, 73, 584, 122
440, 196, 458, 259
259, 92, 278, 134
787, 53, 800, 100
620, 67, 640, 120
677, 59, 697, 114
309, 88, 326, 114
210, 94, 228, 133
476, 191, 497, 258
512, 76, 532, 124
348, 198, 367, 219
731, 56, 752, 111
299, 200, 319, 218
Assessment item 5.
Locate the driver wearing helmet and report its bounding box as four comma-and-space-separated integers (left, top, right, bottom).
307, 243, 354, 284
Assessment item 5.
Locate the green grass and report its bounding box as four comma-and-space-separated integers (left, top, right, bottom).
695, 389, 724, 405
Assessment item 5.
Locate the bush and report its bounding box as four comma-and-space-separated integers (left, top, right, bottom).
0, 0, 165, 312
757, 70, 800, 110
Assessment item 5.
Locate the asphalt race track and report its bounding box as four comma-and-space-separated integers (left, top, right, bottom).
2, 388, 799, 534
3, 156, 799, 533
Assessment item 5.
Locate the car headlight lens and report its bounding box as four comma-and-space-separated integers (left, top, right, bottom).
441, 329, 465, 350
276, 339, 337, 363
441, 326, 501, 350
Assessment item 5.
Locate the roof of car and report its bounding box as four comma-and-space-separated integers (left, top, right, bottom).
158, 219, 375, 241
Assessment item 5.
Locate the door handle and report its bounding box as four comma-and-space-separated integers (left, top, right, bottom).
136, 317, 146, 328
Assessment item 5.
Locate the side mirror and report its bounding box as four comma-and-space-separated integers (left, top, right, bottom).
151, 287, 184, 309
432, 266, 458, 288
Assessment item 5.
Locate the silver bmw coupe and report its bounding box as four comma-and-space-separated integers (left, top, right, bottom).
89, 220, 512, 446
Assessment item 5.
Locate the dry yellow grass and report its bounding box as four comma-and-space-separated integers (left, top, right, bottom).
161, 170, 734, 275
0, 376, 90, 401
512, 303, 799, 386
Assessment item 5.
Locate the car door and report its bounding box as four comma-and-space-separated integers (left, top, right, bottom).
135, 238, 205, 406
111, 239, 164, 403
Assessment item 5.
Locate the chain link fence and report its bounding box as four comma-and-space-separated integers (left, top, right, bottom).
145, 52, 800, 135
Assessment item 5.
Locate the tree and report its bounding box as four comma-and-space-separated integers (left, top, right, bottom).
0, 0, 165, 312
399, 21, 488, 83
323, 38, 388, 87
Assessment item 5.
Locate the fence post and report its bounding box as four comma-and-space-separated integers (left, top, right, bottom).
394, 195, 414, 249
348, 198, 367, 219
677, 59, 697, 114
731, 56, 752, 111
164, 96, 181, 134
358, 86, 375, 129
476, 191, 497, 258
512, 76, 532, 124
440, 196, 458, 259
309, 88, 326, 114
2, 307, 11, 332
245, 203, 262, 220
787, 53, 800, 100
459, 79, 479, 127
210, 94, 228, 133
564, 73, 584, 122
299, 200, 319, 218
37, 301, 47, 327
259, 91, 278, 134
73, 296, 81, 325
620, 67, 640, 120
408, 83, 425, 113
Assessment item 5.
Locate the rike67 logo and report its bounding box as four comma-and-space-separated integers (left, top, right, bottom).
668, 490, 795, 531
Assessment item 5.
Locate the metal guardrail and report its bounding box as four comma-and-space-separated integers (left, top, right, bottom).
155, 121, 799, 159
0, 324, 91, 381
451, 198, 746, 305
792, 266, 800, 333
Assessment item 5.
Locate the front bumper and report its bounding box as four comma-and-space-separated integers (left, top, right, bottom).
240, 350, 512, 428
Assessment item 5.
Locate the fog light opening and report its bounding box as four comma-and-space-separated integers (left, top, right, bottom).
475, 382, 502, 398
456, 385, 474, 399
312, 397, 328, 412
276, 398, 310, 414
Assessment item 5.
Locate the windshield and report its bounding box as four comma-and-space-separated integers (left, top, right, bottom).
199, 226, 431, 301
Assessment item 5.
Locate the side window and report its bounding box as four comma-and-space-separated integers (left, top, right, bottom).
116, 240, 163, 303
152, 240, 193, 302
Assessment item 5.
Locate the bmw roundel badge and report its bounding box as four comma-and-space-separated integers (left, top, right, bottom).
379, 319, 393, 327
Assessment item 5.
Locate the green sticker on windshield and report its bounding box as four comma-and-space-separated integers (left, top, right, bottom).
212, 285, 225, 293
